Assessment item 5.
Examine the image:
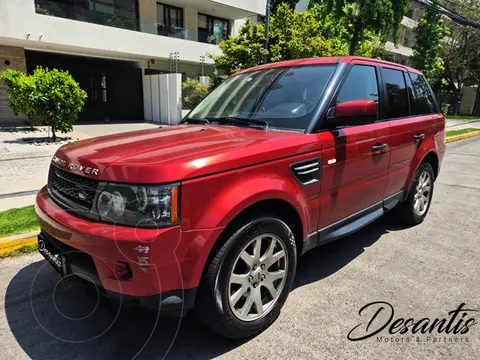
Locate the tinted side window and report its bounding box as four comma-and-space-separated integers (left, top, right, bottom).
335, 65, 379, 122
337, 65, 379, 105
382, 68, 409, 119
408, 73, 436, 115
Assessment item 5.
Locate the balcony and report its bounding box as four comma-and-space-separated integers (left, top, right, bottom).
34, 0, 141, 31
34, 0, 201, 41
0, 0, 225, 63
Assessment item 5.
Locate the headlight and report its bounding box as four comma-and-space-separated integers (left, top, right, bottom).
96, 183, 179, 228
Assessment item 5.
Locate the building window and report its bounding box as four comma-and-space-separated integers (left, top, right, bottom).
198, 14, 229, 44
157, 3, 183, 28
249, 14, 265, 23
100, 74, 108, 103
157, 3, 185, 38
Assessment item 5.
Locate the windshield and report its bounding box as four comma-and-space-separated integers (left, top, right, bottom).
187, 65, 336, 131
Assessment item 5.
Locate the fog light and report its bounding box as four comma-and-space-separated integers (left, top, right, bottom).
108, 262, 132, 280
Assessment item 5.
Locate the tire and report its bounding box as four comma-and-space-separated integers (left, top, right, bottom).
194, 217, 297, 339
393, 162, 435, 226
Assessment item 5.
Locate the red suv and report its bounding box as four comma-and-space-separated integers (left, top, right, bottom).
36, 56, 445, 339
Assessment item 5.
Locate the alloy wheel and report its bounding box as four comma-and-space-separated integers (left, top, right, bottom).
413, 171, 432, 216
228, 233, 288, 322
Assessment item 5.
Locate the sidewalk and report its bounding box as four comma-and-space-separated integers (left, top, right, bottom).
0, 122, 159, 211
446, 118, 480, 130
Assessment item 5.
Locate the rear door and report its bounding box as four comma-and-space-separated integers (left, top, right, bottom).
384, 70, 440, 196
318, 63, 391, 229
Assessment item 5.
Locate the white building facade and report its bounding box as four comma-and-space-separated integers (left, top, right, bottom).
0, 0, 266, 125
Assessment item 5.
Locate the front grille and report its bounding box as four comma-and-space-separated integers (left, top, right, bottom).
49, 165, 99, 208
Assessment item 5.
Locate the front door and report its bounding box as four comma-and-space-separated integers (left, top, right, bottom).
318, 64, 391, 230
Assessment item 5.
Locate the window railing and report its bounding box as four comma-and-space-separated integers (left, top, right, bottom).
157, 24, 190, 40
198, 29, 228, 45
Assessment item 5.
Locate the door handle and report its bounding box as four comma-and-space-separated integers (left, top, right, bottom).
372, 143, 388, 154
414, 133, 425, 143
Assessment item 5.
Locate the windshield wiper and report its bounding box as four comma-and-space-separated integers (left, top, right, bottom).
207, 116, 268, 130
181, 117, 209, 124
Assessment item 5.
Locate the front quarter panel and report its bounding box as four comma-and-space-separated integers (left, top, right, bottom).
180, 152, 323, 237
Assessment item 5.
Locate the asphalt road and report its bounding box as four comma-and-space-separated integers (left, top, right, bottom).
1, 137, 479, 360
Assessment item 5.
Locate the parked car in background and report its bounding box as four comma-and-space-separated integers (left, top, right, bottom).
36, 56, 445, 339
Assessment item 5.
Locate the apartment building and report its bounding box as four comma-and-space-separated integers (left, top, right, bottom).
384, 2, 423, 66
295, 0, 421, 66
0, 0, 266, 125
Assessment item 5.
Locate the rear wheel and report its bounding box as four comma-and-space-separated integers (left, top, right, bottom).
194, 217, 297, 339
394, 162, 435, 225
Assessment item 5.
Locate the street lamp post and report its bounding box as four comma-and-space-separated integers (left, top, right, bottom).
264, 0, 271, 64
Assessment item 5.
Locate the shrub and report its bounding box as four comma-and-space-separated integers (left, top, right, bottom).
0, 67, 87, 140
182, 78, 209, 109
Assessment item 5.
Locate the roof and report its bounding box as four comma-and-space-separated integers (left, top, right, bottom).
233, 56, 423, 76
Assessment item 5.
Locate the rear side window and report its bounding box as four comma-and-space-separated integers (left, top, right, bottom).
408, 73, 436, 115
382, 68, 409, 119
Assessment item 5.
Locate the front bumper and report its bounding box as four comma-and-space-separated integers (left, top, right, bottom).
35, 186, 224, 312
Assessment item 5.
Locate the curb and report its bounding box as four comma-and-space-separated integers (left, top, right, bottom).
0, 231, 38, 256
446, 130, 480, 144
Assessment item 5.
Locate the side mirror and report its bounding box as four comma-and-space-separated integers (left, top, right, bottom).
327, 99, 377, 127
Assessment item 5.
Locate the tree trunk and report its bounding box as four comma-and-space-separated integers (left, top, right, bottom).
454, 89, 463, 116
51, 126, 56, 141
349, 23, 361, 56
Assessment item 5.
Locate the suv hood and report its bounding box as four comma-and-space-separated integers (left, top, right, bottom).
54, 125, 321, 183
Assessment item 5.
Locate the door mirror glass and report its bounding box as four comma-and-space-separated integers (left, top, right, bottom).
328, 100, 377, 127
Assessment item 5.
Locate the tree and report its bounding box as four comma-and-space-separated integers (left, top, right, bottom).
270, 0, 300, 14
309, 0, 410, 55
412, 10, 449, 86
182, 78, 209, 109
268, 3, 349, 62
0, 67, 87, 140
439, 0, 480, 114
210, 18, 268, 76
210, 3, 383, 76
0, 69, 35, 127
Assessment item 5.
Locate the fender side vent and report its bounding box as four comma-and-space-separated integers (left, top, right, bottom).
290, 158, 321, 185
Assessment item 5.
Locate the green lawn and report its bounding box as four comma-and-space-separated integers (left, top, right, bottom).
0, 205, 39, 238
447, 115, 480, 121
445, 128, 480, 137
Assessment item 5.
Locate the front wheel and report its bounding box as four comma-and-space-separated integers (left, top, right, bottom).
195, 217, 297, 339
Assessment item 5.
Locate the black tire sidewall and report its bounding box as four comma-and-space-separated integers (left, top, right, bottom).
211, 217, 297, 338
